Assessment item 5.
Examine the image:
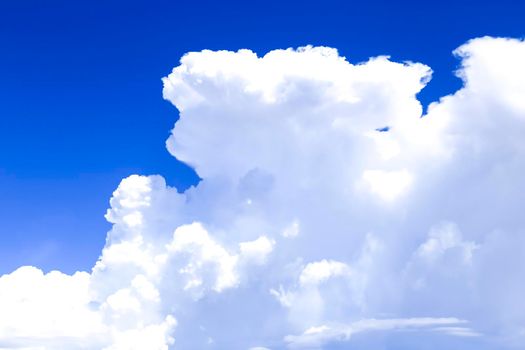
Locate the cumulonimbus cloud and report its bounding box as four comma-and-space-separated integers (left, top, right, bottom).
1, 36, 525, 349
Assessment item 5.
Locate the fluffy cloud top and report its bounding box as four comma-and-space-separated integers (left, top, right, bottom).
1, 37, 525, 349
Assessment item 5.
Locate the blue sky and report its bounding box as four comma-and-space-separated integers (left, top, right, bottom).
1, 1, 525, 349
1, 0, 523, 275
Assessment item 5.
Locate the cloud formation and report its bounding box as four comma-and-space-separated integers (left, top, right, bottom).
1, 37, 525, 349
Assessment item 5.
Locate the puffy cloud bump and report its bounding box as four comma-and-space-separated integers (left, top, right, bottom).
1, 37, 525, 349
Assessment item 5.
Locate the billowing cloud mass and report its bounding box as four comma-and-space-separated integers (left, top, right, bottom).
1, 37, 525, 349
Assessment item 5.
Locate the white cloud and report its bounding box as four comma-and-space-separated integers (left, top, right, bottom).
415, 222, 479, 264
285, 317, 471, 349
0, 267, 105, 347
166, 222, 240, 293
239, 236, 275, 265
282, 219, 300, 238
2, 37, 525, 349
299, 260, 351, 286
361, 168, 413, 201
433, 326, 481, 337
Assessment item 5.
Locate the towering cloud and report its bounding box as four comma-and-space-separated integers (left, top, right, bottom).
1, 37, 525, 349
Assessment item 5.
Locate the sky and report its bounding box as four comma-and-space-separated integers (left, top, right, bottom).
1, 0, 524, 274
1, 0, 525, 349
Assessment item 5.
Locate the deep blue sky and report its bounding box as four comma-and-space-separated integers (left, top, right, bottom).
1, 0, 524, 274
